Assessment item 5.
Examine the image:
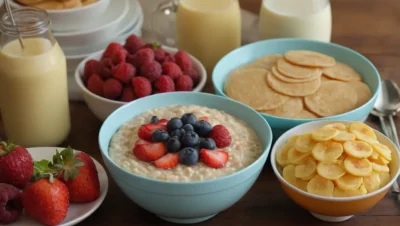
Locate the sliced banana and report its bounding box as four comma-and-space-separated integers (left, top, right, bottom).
276, 144, 291, 167
295, 133, 317, 153
333, 131, 356, 142
311, 127, 338, 141
288, 148, 310, 164
349, 122, 377, 139
336, 153, 347, 166
317, 162, 346, 180
371, 143, 392, 161
363, 172, 381, 193
344, 157, 372, 176
295, 158, 317, 180
379, 172, 391, 188
370, 157, 390, 173
335, 173, 363, 191
283, 164, 308, 191
312, 141, 343, 162
343, 140, 373, 158
379, 156, 389, 165
307, 175, 334, 197
369, 151, 380, 160
333, 185, 367, 197
324, 123, 347, 131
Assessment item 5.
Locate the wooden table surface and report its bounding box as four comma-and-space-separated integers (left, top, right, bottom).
1, 0, 400, 225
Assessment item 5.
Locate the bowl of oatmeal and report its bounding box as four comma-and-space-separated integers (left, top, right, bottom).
98, 92, 272, 224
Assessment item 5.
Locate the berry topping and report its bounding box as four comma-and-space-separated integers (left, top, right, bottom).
124, 34, 145, 54
84, 59, 101, 82
194, 120, 213, 137
175, 50, 192, 73
200, 149, 229, 169
154, 75, 175, 93
183, 124, 194, 132
87, 73, 104, 96
111, 49, 127, 65
154, 153, 179, 169
199, 138, 216, 150
157, 119, 169, 126
132, 76, 152, 98
138, 123, 168, 141
175, 75, 194, 91
100, 58, 113, 79
0, 183, 23, 224
140, 61, 162, 82
152, 129, 170, 142
166, 137, 182, 153
170, 128, 185, 138
120, 86, 136, 102
181, 131, 200, 148
112, 62, 136, 84
181, 113, 197, 125
150, 116, 159, 124
103, 78, 122, 100
188, 68, 201, 86
179, 147, 199, 166
133, 142, 166, 162
135, 48, 154, 66
102, 42, 123, 59
210, 125, 232, 148
167, 118, 183, 131
162, 62, 183, 80
135, 139, 152, 146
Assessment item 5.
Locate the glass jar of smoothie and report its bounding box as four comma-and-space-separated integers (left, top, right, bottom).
0, 7, 71, 147
258, 0, 332, 42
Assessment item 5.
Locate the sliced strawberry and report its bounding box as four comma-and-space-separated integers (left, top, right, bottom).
154, 153, 179, 169
138, 123, 167, 141
157, 119, 168, 126
200, 149, 229, 169
133, 143, 166, 161
135, 139, 152, 146
198, 116, 209, 121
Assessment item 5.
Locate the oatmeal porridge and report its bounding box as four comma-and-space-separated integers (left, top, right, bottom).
109, 105, 263, 182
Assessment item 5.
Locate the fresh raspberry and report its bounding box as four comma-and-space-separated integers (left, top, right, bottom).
83, 60, 101, 82
87, 73, 104, 96
210, 125, 232, 148
154, 47, 166, 63
140, 61, 162, 82
163, 52, 175, 63
154, 76, 175, 93
111, 49, 127, 65
175, 50, 192, 73
126, 54, 140, 68
102, 42, 123, 59
175, 75, 193, 91
120, 86, 136, 102
162, 62, 183, 80
135, 48, 154, 66
124, 35, 145, 54
132, 76, 152, 98
103, 78, 122, 100
112, 62, 136, 84
100, 58, 113, 79
0, 183, 23, 224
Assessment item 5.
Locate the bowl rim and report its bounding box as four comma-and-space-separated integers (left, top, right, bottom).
212, 38, 382, 122
75, 45, 207, 104
9, 0, 109, 14
270, 119, 400, 202
98, 91, 273, 185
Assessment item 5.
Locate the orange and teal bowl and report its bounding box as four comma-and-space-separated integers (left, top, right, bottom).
270, 120, 400, 222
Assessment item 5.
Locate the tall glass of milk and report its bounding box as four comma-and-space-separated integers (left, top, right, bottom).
258, 0, 332, 42
0, 8, 71, 147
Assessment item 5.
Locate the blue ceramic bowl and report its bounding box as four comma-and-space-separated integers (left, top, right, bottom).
98, 92, 272, 224
213, 38, 381, 139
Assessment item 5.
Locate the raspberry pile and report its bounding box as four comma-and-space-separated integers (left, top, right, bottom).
83, 35, 201, 102
133, 113, 232, 169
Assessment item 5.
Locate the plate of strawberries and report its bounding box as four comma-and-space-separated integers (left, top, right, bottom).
0, 142, 108, 226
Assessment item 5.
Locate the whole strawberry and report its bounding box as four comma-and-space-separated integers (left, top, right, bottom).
0, 141, 33, 189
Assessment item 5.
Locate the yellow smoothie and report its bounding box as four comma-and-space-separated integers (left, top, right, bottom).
0, 38, 70, 147
176, 0, 241, 77
258, 0, 332, 42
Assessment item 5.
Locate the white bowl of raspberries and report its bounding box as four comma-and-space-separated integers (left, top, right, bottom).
75, 34, 207, 121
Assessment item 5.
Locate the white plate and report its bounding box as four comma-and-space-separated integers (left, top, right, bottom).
9, 147, 109, 226
119, 0, 142, 36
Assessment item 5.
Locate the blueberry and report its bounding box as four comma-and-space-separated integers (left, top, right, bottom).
166, 136, 181, 152
152, 129, 169, 142
167, 117, 183, 131
150, 116, 159, 124
194, 120, 213, 137
170, 128, 185, 138
181, 113, 197, 125
183, 124, 194, 132
199, 138, 216, 150
181, 131, 200, 148
179, 147, 199, 165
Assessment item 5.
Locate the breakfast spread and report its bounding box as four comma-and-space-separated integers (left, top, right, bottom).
224, 50, 372, 118
109, 105, 263, 181
15, 0, 98, 10
276, 122, 393, 197
83, 35, 201, 102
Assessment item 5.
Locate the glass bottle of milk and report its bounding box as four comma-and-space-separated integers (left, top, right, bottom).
258, 0, 332, 42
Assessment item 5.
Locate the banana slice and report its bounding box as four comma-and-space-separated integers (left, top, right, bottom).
344, 157, 372, 176
307, 175, 334, 197
288, 148, 310, 164
333, 131, 356, 142
370, 158, 390, 173
317, 162, 346, 180
369, 151, 380, 160
295, 158, 317, 180
336, 153, 347, 165
343, 140, 373, 158
276, 144, 291, 167
379, 156, 390, 165
311, 127, 339, 141
295, 133, 317, 153
349, 122, 377, 139
363, 172, 381, 193
283, 164, 308, 191
371, 143, 392, 161
333, 185, 367, 197
335, 173, 363, 191
324, 123, 347, 131
379, 172, 391, 188
312, 141, 343, 162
